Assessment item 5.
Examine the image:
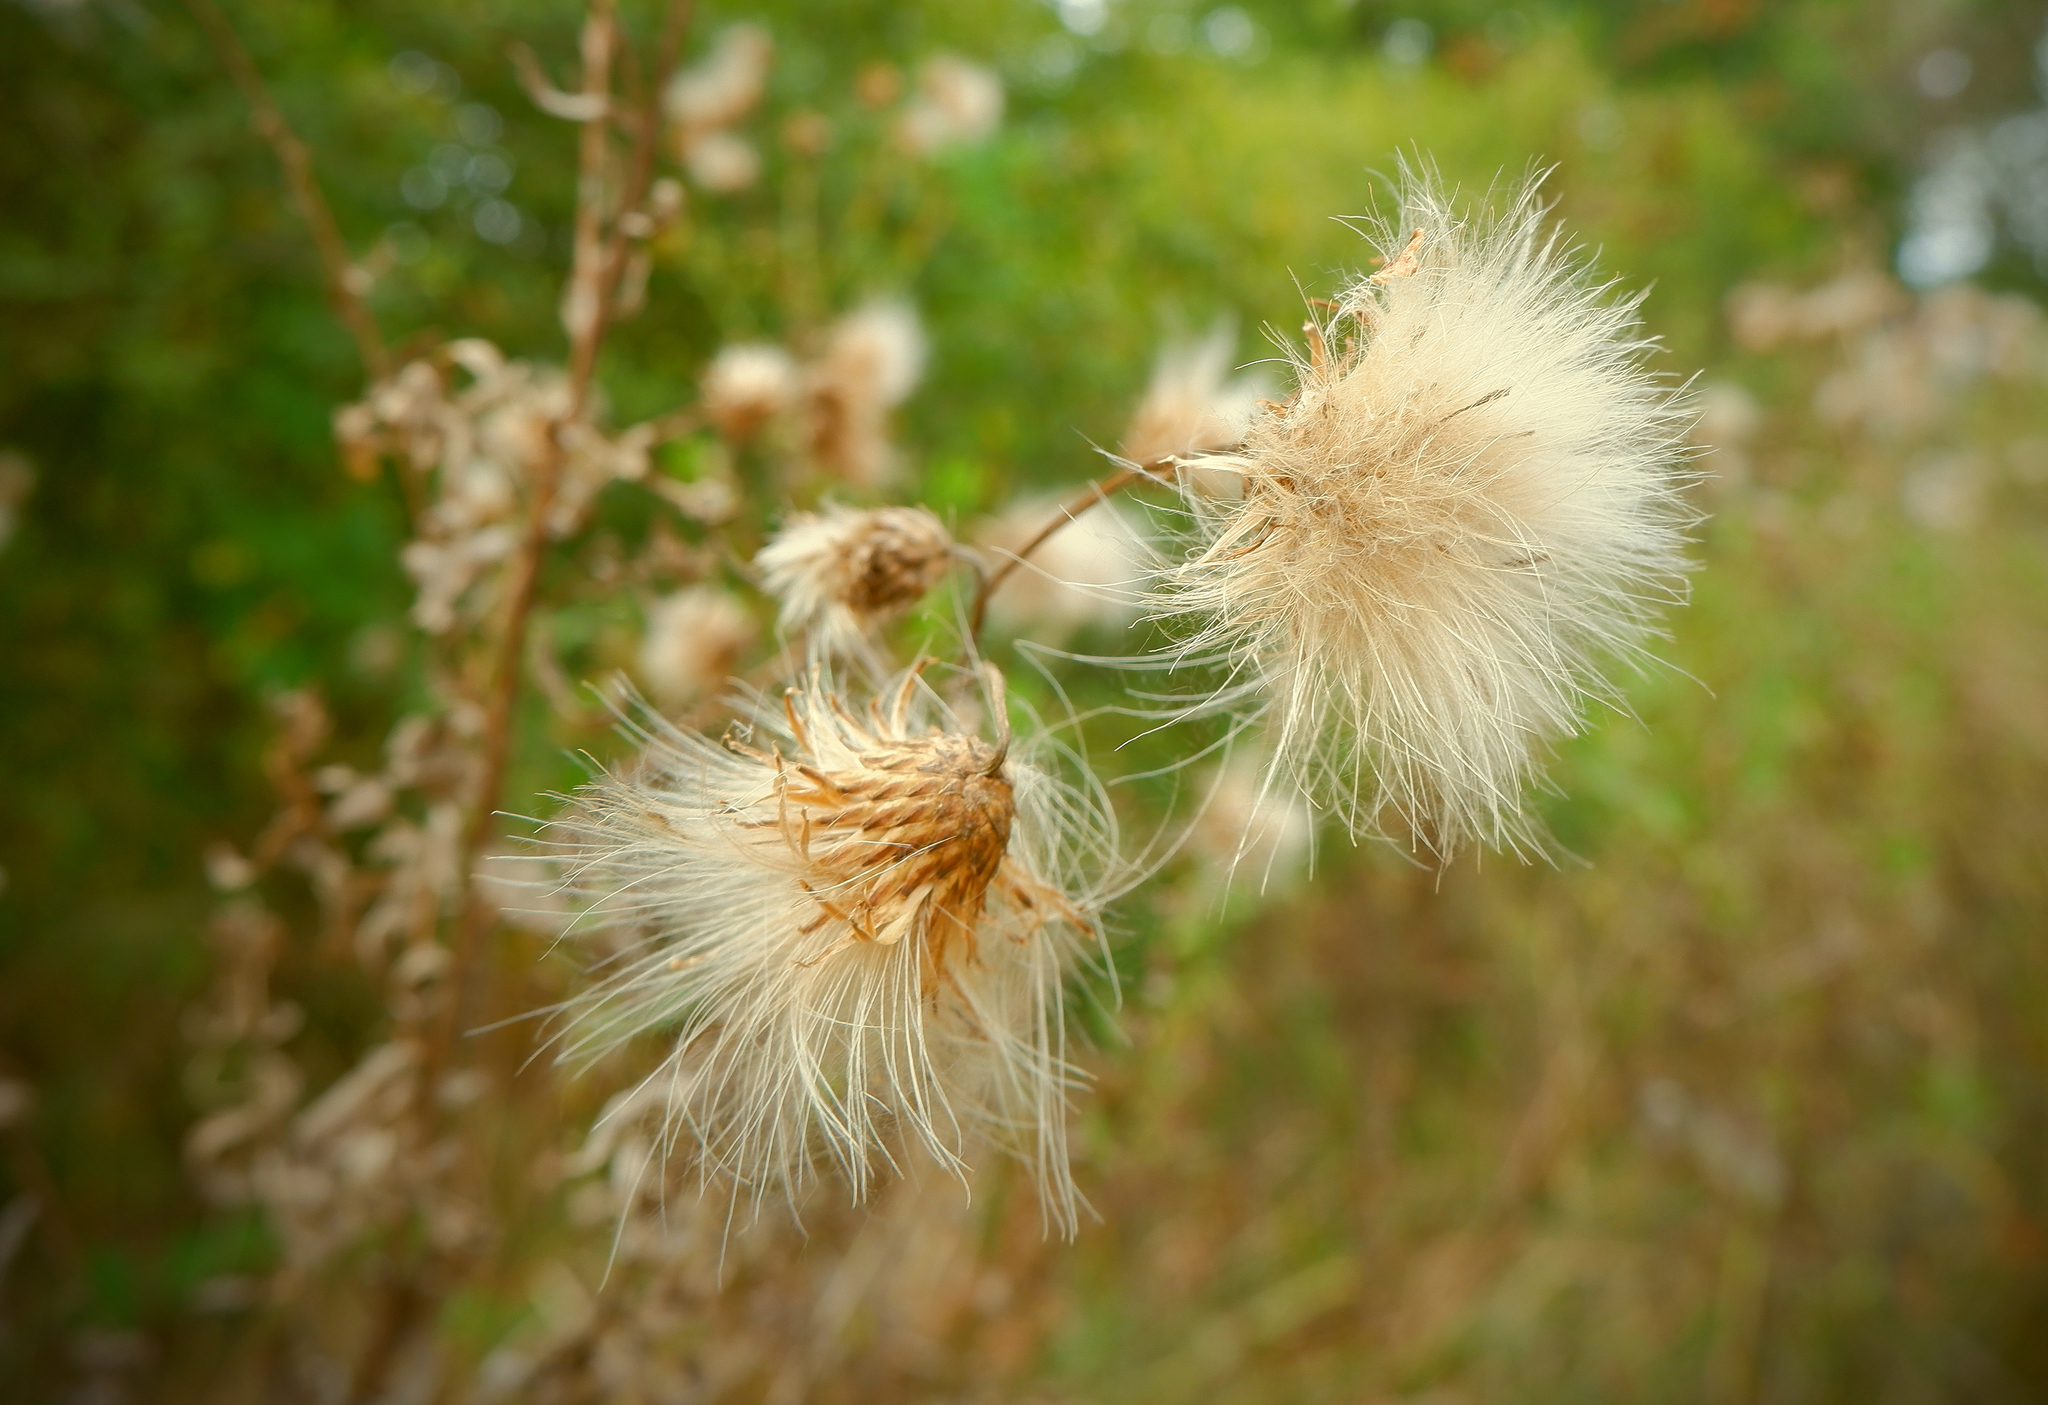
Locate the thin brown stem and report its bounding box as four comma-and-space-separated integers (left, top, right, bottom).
442, 0, 696, 1053
440, 1, 619, 1056
968, 460, 1168, 640
571, 0, 694, 410
181, 0, 390, 382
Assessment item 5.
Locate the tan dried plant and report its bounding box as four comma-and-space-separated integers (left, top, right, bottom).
699, 342, 799, 441
1119, 323, 1269, 473
1154, 172, 1696, 852
548, 664, 1111, 1230
756, 503, 956, 660
802, 301, 927, 487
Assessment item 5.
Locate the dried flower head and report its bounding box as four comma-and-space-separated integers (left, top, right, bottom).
898, 55, 1004, 155
804, 301, 927, 487
550, 666, 1106, 1228
756, 504, 954, 658
1120, 325, 1268, 473
681, 130, 761, 192
664, 24, 773, 133
1155, 174, 1694, 852
700, 343, 799, 441
665, 25, 774, 192
639, 587, 757, 708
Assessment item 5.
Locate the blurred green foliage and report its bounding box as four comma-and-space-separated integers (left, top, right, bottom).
4, 0, 2048, 1399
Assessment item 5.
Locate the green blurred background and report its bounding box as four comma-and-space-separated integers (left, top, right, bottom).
5, 0, 2048, 1399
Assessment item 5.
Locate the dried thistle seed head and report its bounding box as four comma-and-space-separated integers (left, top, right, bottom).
755, 504, 954, 657
1154, 170, 1696, 854
1120, 324, 1269, 473
803, 302, 926, 487
736, 725, 1014, 993
663, 23, 773, 134
898, 55, 1004, 155
638, 587, 756, 708
700, 343, 798, 441
682, 130, 761, 192
549, 665, 1107, 1229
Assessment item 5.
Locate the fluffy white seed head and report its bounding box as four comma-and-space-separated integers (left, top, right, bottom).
1120, 325, 1269, 474
755, 505, 955, 659
549, 666, 1106, 1229
898, 56, 1004, 155
664, 24, 773, 133
681, 130, 762, 192
1155, 175, 1695, 854
820, 300, 925, 409
701, 343, 799, 441
803, 302, 927, 487
638, 588, 757, 708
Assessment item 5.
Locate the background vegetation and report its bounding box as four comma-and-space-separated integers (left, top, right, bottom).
4, 0, 2047, 1400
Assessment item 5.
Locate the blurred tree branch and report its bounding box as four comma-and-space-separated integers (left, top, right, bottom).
180, 0, 392, 383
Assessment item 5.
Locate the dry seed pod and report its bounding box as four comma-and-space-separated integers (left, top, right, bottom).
638, 587, 757, 707
550, 665, 1107, 1228
1154, 171, 1695, 853
700, 343, 799, 441
802, 302, 926, 487
1119, 324, 1268, 473
755, 504, 954, 658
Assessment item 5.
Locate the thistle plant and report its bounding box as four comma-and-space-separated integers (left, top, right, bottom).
1153, 178, 1696, 853
551, 664, 1110, 1231
169, 0, 1697, 1392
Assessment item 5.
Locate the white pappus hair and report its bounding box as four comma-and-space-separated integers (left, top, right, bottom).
754, 504, 956, 666
547, 664, 1111, 1233
1155, 171, 1696, 854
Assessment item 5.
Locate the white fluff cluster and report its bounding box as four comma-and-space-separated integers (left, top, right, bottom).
664, 24, 774, 192
695, 304, 928, 487
1119, 325, 1269, 474
755, 504, 954, 660
699, 343, 799, 441
1155, 176, 1695, 852
898, 55, 1004, 155
549, 668, 1108, 1228
804, 301, 928, 487
638, 588, 756, 708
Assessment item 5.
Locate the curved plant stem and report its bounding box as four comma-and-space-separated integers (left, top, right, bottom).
967, 460, 1168, 641
182, 0, 391, 383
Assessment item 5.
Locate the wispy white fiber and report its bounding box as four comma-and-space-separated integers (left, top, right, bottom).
1154, 170, 1696, 853
548, 666, 1110, 1231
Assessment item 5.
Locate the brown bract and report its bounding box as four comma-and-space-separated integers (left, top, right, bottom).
755, 504, 955, 658
842, 508, 954, 615
735, 718, 1014, 997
